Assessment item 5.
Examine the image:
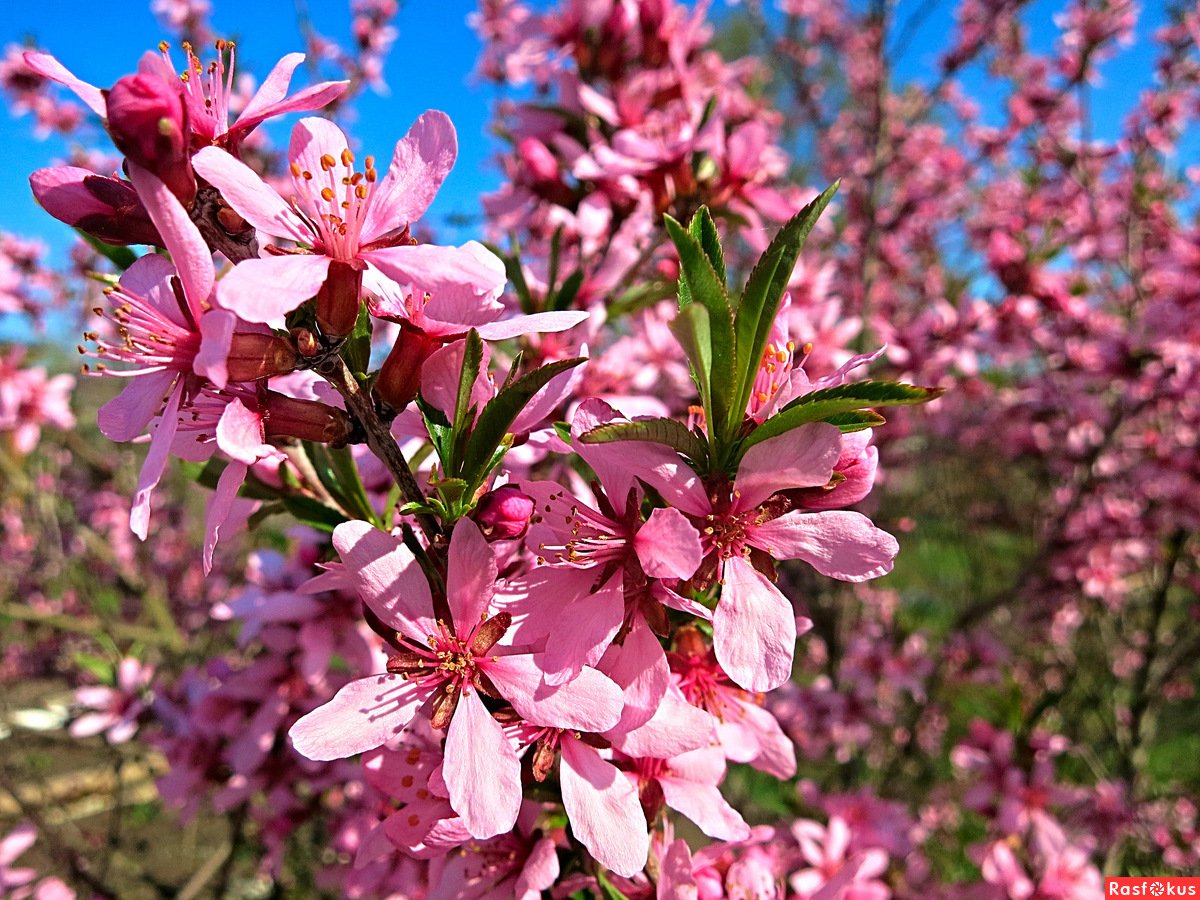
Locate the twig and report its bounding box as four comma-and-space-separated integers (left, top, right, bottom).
316, 353, 443, 543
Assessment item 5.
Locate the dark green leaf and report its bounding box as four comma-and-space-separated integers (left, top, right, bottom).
324, 444, 379, 524
822, 410, 888, 432
454, 330, 484, 439
281, 493, 347, 533
76, 229, 137, 270
688, 205, 726, 283
460, 357, 585, 487
664, 212, 736, 434
551, 269, 584, 311
579, 418, 708, 467
730, 181, 839, 440
669, 303, 713, 431
740, 381, 944, 453
341, 303, 374, 378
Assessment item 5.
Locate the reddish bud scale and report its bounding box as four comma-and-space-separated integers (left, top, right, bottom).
315, 259, 365, 339
474, 486, 536, 540
374, 325, 442, 412
261, 392, 352, 446
224, 332, 300, 383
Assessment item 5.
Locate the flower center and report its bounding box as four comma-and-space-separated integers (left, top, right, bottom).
289, 147, 379, 261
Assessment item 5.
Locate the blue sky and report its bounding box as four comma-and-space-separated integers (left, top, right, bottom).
0, 0, 1173, 270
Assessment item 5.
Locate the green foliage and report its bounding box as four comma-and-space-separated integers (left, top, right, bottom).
578, 417, 710, 467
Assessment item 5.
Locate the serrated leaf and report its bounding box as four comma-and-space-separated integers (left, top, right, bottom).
460, 357, 585, 487
579, 418, 709, 467
688, 205, 726, 283
822, 410, 887, 432
341, 303, 374, 377
453, 330, 484, 448
730, 181, 839, 441
417, 397, 455, 468
665, 213, 736, 436
740, 381, 943, 454
669, 303, 713, 433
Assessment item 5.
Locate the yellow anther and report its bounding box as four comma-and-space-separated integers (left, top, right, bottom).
320, 153, 337, 170
289, 162, 302, 177
320, 187, 335, 201
341, 148, 354, 166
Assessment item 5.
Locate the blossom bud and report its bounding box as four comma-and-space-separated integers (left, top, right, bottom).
474, 486, 535, 541
517, 137, 559, 183
261, 392, 352, 446
30, 169, 161, 247
374, 325, 441, 413
224, 332, 300, 383
315, 259, 365, 339
105, 73, 196, 203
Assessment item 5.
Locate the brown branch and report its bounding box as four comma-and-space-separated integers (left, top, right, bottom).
315, 353, 443, 543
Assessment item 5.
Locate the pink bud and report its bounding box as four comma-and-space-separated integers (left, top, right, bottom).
105, 73, 195, 203
474, 486, 535, 541
517, 137, 560, 183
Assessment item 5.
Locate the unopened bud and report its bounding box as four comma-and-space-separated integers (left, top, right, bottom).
105, 73, 195, 203
474, 486, 535, 541
291, 327, 320, 359
374, 325, 441, 413
315, 259, 364, 339
262, 392, 352, 446
224, 332, 300, 383
30, 169, 161, 247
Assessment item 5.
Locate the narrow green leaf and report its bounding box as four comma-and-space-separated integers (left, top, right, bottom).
341, 303, 374, 377
664, 213, 736, 435
739, 381, 944, 454
821, 410, 888, 432
688, 205, 726, 283
416, 397, 455, 468
669, 303, 714, 432
281, 493, 348, 533
324, 445, 379, 524
579, 418, 709, 467
730, 181, 840, 440
551, 269, 584, 311
460, 357, 585, 487
77, 229, 137, 270
454, 330, 484, 435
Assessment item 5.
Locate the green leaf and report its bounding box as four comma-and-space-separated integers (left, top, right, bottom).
822, 410, 887, 432
341, 303, 374, 378
664, 212, 736, 436
76, 229, 137, 270
551, 269, 584, 311
451, 330, 484, 471
688, 205, 726, 283
460, 357, 585, 487
324, 445, 379, 524
579, 418, 708, 467
740, 381, 944, 454
417, 397, 455, 469
281, 493, 347, 533
730, 181, 840, 440
669, 303, 714, 432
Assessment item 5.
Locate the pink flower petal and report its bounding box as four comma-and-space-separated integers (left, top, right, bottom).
713, 556, 796, 692
482, 654, 622, 732
634, 508, 703, 580
597, 617, 670, 733
443, 688, 522, 839
30, 166, 114, 222
97, 369, 177, 442
540, 574, 624, 685
364, 241, 507, 328
446, 518, 497, 633
215, 398, 270, 464
192, 146, 311, 244
203, 460, 247, 574
232, 54, 348, 135
473, 310, 590, 341
195, 309, 235, 388
750, 510, 899, 581
609, 686, 713, 758
127, 163, 213, 319
130, 384, 182, 540
659, 749, 750, 841
361, 110, 458, 242
332, 520, 436, 639
657, 839, 699, 900
216, 254, 331, 325
559, 736, 649, 877
22, 51, 106, 117
734, 423, 841, 512
289, 674, 435, 760
514, 835, 561, 898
